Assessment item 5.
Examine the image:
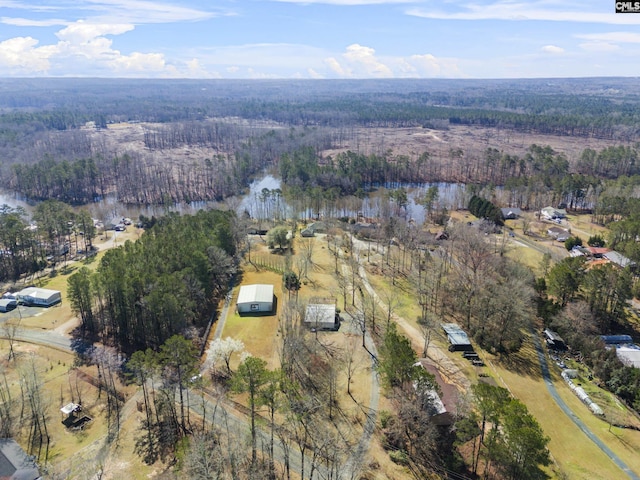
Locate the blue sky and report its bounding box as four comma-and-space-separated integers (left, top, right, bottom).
0, 0, 639, 78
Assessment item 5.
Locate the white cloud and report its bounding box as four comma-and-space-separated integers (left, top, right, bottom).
307, 68, 323, 78
576, 31, 640, 43
324, 44, 461, 78
247, 68, 279, 79
1, 1, 224, 26
408, 53, 461, 76
1, 16, 67, 27
76, 0, 221, 24
55, 21, 134, 43
0, 36, 51, 72
109, 51, 165, 72
324, 56, 349, 76
0, 20, 187, 77
342, 43, 394, 77
578, 42, 620, 52
541, 45, 564, 54
406, 1, 640, 25
271, 0, 418, 4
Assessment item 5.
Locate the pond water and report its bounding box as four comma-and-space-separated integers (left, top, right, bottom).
237, 176, 471, 225
0, 175, 479, 226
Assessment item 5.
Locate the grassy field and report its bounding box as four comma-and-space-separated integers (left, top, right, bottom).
487, 333, 639, 480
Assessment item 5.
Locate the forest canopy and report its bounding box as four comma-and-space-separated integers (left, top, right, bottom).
67, 209, 237, 353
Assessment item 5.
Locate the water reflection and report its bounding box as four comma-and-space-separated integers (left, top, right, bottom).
1, 177, 474, 226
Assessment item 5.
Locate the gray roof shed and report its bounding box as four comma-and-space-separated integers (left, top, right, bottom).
441, 323, 472, 346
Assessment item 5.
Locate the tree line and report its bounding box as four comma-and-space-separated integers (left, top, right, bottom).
0, 200, 96, 283
67, 209, 237, 353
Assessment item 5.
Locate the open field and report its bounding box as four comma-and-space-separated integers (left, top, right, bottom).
486, 332, 640, 480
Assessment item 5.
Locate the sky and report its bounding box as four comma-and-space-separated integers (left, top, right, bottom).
0, 0, 639, 79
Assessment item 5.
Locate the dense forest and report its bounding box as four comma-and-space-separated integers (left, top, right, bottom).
67, 209, 237, 353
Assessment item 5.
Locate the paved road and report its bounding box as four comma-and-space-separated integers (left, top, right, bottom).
531, 328, 640, 480
2, 327, 73, 351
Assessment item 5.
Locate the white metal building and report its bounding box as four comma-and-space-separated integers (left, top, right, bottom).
236, 284, 274, 314
16, 287, 61, 307
304, 303, 339, 331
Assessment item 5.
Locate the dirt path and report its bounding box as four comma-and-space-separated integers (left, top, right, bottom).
349, 235, 470, 391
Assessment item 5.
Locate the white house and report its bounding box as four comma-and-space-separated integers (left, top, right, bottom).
304, 303, 339, 331
236, 284, 275, 314
16, 287, 61, 307
541, 206, 567, 220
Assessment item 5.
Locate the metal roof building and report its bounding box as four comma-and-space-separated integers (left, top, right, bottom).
603, 251, 636, 268
600, 334, 633, 345
304, 303, 339, 331
236, 284, 275, 314
441, 323, 473, 351
16, 287, 61, 307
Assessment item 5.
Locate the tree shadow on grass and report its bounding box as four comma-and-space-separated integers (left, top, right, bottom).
494, 340, 544, 379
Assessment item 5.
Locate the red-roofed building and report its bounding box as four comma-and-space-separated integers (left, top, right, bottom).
586, 246, 610, 258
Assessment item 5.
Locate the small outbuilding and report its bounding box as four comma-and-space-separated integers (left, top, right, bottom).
501, 207, 522, 220
544, 328, 567, 351
236, 284, 275, 314
16, 287, 61, 307
300, 227, 315, 237
442, 323, 473, 352
304, 303, 339, 331
0, 438, 41, 480
0, 299, 17, 313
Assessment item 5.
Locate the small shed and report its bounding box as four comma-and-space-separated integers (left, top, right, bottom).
0, 438, 40, 480
304, 303, 339, 331
16, 287, 61, 307
544, 328, 567, 351
0, 299, 17, 312
300, 227, 315, 237
442, 323, 473, 352
236, 284, 275, 314
586, 246, 609, 258
501, 207, 522, 220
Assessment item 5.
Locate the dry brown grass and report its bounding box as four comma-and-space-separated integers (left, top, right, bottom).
0, 344, 137, 475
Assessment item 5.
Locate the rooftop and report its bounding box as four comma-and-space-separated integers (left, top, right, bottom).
16, 287, 60, 300
305, 304, 336, 325
237, 284, 274, 304
0, 439, 40, 480
441, 323, 472, 346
